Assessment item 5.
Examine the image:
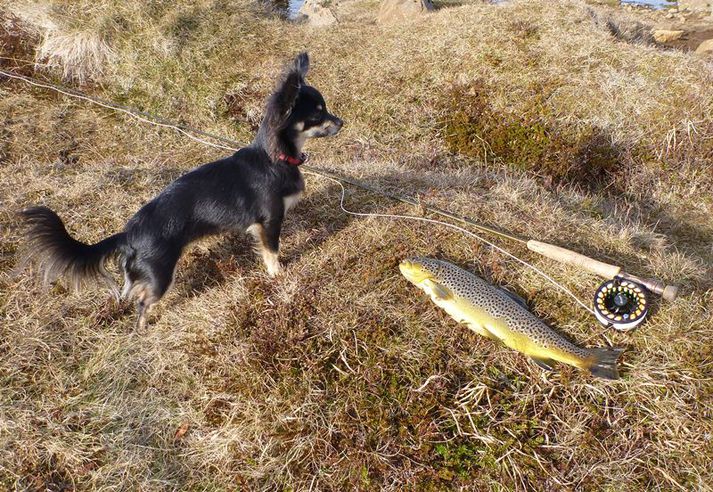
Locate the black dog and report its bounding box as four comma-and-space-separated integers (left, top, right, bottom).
20, 52, 342, 328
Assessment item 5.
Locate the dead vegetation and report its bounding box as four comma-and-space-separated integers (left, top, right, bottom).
1, 0, 712, 490
35, 29, 115, 84
439, 80, 625, 188
7, 3, 116, 84
0, 12, 39, 75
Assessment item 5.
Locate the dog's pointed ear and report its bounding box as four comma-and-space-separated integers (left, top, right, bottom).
293, 52, 309, 80
272, 52, 310, 121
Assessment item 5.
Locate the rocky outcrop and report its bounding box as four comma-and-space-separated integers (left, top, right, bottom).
695, 38, 713, 54
376, 0, 434, 24
679, 0, 712, 14
297, 0, 338, 27
652, 29, 684, 43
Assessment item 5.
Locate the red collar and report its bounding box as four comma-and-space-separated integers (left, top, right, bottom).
277, 152, 307, 166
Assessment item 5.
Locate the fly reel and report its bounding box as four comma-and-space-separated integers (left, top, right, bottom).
593, 278, 649, 331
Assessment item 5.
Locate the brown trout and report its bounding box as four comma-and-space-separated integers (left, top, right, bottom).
399, 257, 623, 379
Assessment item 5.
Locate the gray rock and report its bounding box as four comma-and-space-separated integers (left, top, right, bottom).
376, 0, 434, 23
652, 29, 685, 42
298, 0, 338, 26
695, 38, 713, 54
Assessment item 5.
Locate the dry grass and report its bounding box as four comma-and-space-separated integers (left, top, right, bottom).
1, 0, 713, 490
35, 30, 115, 84
9, 2, 116, 84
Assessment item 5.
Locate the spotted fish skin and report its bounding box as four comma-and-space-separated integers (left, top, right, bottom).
399, 257, 623, 379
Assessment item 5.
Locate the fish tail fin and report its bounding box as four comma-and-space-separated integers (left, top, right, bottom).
587, 347, 625, 380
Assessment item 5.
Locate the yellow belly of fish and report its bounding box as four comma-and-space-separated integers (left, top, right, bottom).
437, 297, 589, 370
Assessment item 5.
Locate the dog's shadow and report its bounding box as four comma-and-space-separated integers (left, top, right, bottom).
171, 181, 384, 301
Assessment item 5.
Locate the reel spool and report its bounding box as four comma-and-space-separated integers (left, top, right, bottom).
593, 278, 649, 331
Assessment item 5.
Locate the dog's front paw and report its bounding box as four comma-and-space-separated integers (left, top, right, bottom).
266, 260, 282, 278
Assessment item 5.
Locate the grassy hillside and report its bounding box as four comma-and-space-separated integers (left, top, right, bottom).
1, 0, 712, 490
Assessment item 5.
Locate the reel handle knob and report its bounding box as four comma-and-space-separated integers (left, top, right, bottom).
662, 285, 679, 302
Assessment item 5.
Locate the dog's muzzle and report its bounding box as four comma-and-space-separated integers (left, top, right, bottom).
320, 114, 343, 137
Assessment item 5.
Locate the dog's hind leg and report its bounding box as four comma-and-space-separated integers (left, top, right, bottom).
125, 245, 181, 328
135, 288, 157, 331
124, 277, 161, 330
247, 219, 283, 277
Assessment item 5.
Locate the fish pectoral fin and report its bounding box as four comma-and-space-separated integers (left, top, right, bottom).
423, 279, 452, 301
468, 323, 500, 341
531, 356, 557, 372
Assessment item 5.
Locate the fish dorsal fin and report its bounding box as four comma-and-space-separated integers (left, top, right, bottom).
423, 279, 452, 301
531, 357, 556, 372
499, 288, 528, 309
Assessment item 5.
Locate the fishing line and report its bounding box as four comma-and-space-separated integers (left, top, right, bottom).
305, 171, 596, 315
0, 68, 237, 152
1, 67, 595, 315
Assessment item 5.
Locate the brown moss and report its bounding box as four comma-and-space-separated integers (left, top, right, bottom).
0, 12, 39, 76
16, 454, 74, 492
440, 81, 623, 189
222, 86, 265, 131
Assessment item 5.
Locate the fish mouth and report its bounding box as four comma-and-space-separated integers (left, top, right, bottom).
399, 258, 433, 284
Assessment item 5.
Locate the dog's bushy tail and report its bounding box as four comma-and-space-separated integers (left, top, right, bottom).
20, 206, 125, 295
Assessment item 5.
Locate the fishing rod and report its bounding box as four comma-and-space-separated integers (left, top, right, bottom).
311, 167, 679, 331
0, 68, 679, 331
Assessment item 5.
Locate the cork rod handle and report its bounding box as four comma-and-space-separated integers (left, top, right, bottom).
526, 240, 622, 279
